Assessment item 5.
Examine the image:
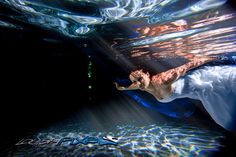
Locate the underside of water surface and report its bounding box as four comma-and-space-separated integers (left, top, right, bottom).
1, 0, 236, 157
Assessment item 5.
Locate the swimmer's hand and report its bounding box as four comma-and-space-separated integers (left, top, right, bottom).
114, 82, 126, 90
114, 81, 140, 91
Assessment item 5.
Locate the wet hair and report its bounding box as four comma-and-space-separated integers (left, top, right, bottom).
130, 69, 150, 82
131, 62, 158, 76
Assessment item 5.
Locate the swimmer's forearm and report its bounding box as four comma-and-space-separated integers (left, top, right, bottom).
114, 82, 140, 91
181, 56, 216, 73
160, 57, 215, 84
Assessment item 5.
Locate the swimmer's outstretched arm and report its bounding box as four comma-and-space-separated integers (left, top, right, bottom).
155, 56, 216, 85
114, 82, 140, 91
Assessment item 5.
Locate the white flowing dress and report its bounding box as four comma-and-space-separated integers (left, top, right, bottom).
159, 65, 236, 131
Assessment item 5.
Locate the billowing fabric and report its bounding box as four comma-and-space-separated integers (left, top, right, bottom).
160, 65, 236, 131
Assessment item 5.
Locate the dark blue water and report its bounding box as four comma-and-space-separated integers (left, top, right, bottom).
1, 0, 236, 157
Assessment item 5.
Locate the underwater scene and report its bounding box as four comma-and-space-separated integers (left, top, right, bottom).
0, 0, 236, 156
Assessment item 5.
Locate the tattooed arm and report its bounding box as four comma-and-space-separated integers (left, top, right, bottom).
153, 57, 216, 85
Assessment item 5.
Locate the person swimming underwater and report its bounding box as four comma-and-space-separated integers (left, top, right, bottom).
115, 56, 236, 131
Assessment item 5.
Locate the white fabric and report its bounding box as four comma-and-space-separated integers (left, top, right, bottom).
159, 65, 236, 131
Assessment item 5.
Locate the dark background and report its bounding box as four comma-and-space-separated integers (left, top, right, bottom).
0, 25, 126, 145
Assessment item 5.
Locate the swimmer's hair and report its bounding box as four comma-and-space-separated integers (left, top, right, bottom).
130, 69, 150, 78
137, 69, 150, 74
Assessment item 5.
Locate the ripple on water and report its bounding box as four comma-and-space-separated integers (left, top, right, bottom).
0, 0, 227, 36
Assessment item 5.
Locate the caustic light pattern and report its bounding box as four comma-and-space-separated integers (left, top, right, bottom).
9, 123, 224, 157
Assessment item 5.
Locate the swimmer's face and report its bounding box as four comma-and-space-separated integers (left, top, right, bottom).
129, 70, 150, 90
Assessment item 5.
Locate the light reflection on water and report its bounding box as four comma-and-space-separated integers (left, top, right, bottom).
9, 123, 224, 157
0, 19, 22, 29
0, 0, 228, 36
1, 0, 235, 63
113, 9, 236, 62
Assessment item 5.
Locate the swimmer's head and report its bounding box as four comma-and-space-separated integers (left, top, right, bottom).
129, 69, 150, 90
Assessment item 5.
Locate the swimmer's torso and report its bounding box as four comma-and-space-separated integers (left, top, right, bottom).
146, 76, 173, 102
